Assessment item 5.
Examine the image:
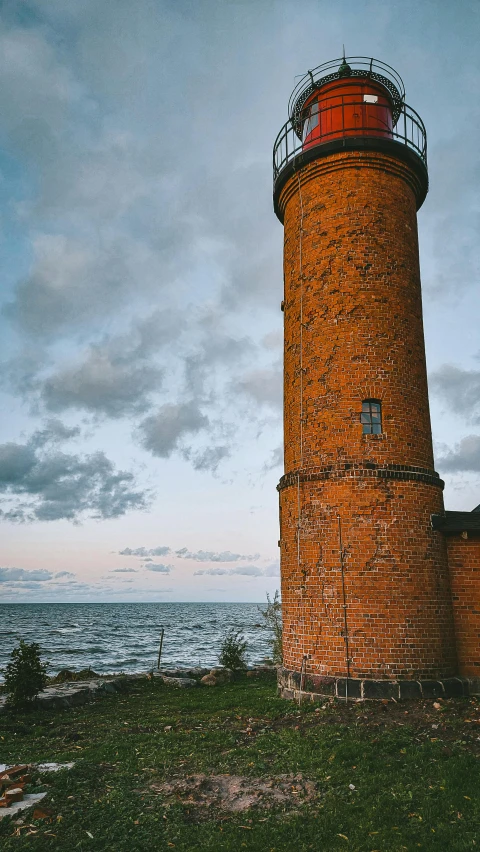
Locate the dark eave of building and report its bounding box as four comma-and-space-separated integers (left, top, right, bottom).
432, 507, 480, 535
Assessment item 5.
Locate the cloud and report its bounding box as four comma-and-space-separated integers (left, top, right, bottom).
235, 366, 283, 410
183, 319, 253, 400
119, 546, 170, 557
3, 233, 169, 340
437, 435, 480, 473
111, 567, 138, 573
31, 419, 81, 447
263, 444, 283, 472
194, 562, 279, 577
119, 545, 264, 563
0, 567, 53, 582
138, 402, 208, 457
188, 445, 231, 472
194, 567, 229, 576
0, 23, 82, 165
0, 14, 276, 471
262, 562, 280, 577
146, 563, 173, 573
0, 443, 37, 483
232, 563, 279, 577
35, 310, 181, 418
40, 345, 163, 418
262, 330, 283, 351
0, 568, 178, 600
230, 566, 264, 577
175, 548, 261, 562
0, 428, 149, 522
430, 365, 480, 423
423, 127, 480, 302
3, 0, 477, 503
54, 571, 75, 578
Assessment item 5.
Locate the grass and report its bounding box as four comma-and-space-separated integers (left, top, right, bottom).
0, 672, 479, 851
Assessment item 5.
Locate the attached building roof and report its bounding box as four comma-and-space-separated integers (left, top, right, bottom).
432, 506, 480, 535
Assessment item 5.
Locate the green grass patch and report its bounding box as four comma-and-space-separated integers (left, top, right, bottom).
1, 673, 479, 850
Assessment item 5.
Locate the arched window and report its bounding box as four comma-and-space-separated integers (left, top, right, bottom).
361, 400, 382, 434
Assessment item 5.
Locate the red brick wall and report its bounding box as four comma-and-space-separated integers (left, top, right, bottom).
278, 150, 457, 680
447, 535, 480, 677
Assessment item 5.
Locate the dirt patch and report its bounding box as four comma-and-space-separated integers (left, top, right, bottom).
151, 773, 318, 812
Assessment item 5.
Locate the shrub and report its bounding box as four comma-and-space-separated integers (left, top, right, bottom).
259, 590, 283, 664
219, 629, 248, 670
49, 668, 99, 684
4, 640, 48, 710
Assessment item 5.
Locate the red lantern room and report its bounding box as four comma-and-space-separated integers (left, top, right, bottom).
274, 55, 428, 221
296, 56, 403, 150
302, 77, 394, 150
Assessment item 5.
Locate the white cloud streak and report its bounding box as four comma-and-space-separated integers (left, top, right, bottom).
194, 562, 279, 577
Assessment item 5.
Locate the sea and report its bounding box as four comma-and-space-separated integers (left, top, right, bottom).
0, 603, 273, 682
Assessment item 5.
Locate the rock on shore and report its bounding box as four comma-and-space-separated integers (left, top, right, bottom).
0, 664, 277, 714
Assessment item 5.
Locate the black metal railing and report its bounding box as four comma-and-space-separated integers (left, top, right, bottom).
273, 99, 427, 187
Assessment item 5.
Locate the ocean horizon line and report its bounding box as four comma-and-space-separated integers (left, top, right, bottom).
0, 600, 268, 605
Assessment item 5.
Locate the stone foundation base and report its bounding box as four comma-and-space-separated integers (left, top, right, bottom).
278, 666, 475, 702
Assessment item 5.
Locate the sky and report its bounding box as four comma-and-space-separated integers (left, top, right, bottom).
0, 0, 479, 603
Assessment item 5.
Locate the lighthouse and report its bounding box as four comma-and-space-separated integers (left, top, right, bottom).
273, 56, 471, 701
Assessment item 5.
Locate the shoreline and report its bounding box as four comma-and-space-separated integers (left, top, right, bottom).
0, 663, 278, 714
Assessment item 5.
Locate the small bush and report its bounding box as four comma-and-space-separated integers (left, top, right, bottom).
4, 640, 48, 710
49, 668, 99, 684
219, 629, 248, 670
259, 590, 283, 664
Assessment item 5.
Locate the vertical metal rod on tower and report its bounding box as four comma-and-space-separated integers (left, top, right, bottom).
298, 653, 307, 706
338, 515, 350, 701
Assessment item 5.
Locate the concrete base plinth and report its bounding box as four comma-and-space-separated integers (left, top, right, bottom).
278, 666, 472, 702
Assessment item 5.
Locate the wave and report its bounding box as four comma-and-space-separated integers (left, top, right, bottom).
56, 648, 85, 655
61, 626, 81, 631
0, 602, 271, 675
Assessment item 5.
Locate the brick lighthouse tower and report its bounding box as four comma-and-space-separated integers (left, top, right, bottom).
274, 56, 463, 700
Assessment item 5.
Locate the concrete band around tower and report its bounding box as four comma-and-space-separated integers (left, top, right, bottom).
273, 55, 480, 701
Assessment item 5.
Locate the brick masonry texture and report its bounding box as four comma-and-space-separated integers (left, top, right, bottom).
447, 535, 480, 677
277, 149, 458, 681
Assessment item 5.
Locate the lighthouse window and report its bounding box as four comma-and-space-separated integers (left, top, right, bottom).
363, 94, 378, 104
361, 400, 382, 434
303, 100, 319, 140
